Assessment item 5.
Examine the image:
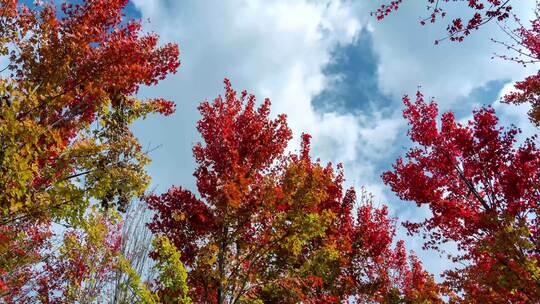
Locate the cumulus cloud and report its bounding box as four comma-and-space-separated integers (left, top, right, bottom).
129, 0, 383, 191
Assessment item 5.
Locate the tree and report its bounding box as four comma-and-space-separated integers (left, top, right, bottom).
150, 236, 192, 304
3, 207, 191, 304
0, 216, 51, 302
374, 0, 514, 43
115, 234, 191, 304
383, 92, 540, 303
35, 209, 123, 304
0, 0, 179, 219
147, 79, 442, 303
0, 0, 180, 299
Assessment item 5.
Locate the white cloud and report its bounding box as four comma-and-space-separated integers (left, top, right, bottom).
356, 0, 538, 106
130, 0, 408, 210
130, 0, 373, 190
494, 82, 539, 140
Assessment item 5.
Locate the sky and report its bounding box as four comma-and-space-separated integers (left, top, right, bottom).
125, 0, 538, 278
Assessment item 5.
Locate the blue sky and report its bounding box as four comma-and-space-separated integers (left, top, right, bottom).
126, 0, 538, 278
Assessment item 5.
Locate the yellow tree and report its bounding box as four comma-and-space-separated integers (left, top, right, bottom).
0, 0, 180, 300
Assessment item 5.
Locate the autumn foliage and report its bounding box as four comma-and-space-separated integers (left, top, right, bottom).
0, 0, 179, 216
0, 0, 179, 301
1, 0, 540, 303
383, 93, 540, 303
378, 1, 540, 302
147, 79, 442, 303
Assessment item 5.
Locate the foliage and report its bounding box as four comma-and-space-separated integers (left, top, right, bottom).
383, 92, 540, 303
0, 218, 50, 302
1, 208, 123, 303
36, 209, 123, 304
0, 0, 179, 300
115, 234, 191, 304
147, 79, 442, 303
1, 0, 538, 302
152, 236, 192, 304
0, 0, 179, 219
117, 255, 159, 304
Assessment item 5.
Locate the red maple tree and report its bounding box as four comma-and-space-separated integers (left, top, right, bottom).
147, 79, 443, 303
383, 92, 540, 303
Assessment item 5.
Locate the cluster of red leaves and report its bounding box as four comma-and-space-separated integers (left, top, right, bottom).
10, 0, 180, 141
149, 98, 177, 116
501, 3, 540, 125
383, 92, 540, 302
373, 0, 403, 20
0, 220, 51, 302
347, 199, 443, 303
374, 0, 513, 42
504, 70, 540, 124
36, 215, 122, 304
147, 80, 442, 303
